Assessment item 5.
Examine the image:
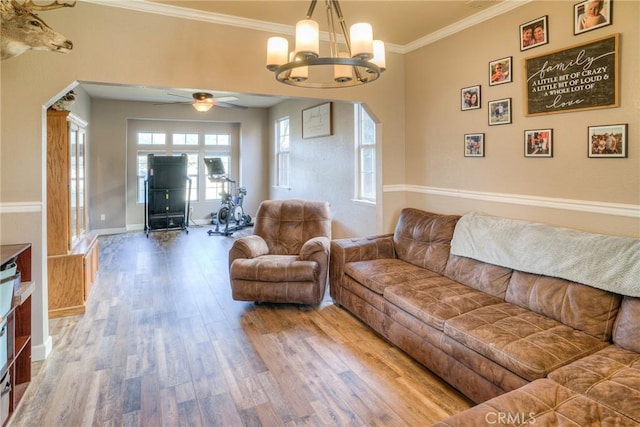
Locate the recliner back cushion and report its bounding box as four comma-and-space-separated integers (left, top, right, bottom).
506, 270, 622, 341
612, 297, 640, 352
254, 200, 331, 255
393, 209, 459, 275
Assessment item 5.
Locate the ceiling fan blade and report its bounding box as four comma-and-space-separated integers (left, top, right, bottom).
167, 92, 193, 100
213, 96, 239, 103
152, 101, 190, 106
215, 102, 248, 110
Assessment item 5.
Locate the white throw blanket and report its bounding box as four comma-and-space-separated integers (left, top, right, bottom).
450, 211, 640, 297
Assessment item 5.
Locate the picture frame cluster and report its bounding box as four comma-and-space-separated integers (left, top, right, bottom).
460, 0, 627, 159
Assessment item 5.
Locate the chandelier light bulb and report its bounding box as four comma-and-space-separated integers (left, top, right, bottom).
334, 52, 353, 83
371, 40, 386, 72
266, 37, 289, 71
295, 19, 319, 58
350, 23, 373, 60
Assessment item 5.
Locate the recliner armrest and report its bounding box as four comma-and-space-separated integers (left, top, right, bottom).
299, 236, 330, 260
228, 235, 269, 267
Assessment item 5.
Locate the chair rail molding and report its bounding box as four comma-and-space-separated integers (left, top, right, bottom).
0, 201, 43, 214
384, 184, 640, 219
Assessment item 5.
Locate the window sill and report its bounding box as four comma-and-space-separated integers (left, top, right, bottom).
351, 198, 376, 207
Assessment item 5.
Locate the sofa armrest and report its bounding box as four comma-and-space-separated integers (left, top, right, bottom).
329, 234, 395, 302
228, 235, 269, 268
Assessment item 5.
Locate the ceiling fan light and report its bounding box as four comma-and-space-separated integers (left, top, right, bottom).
193, 98, 214, 112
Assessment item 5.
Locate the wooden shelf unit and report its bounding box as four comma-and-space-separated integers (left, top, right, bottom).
47, 110, 99, 318
1, 244, 34, 426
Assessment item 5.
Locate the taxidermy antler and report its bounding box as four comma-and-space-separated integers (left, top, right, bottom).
1, 0, 75, 61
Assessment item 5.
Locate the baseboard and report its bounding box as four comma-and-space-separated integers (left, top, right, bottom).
32, 335, 53, 362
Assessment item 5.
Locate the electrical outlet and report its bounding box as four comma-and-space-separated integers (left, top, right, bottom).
100, 214, 106, 221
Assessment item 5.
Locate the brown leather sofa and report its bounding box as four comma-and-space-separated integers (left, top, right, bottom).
229, 199, 331, 305
330, 208, 640, 425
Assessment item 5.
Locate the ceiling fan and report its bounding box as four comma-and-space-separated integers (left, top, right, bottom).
155, 92, 247, 112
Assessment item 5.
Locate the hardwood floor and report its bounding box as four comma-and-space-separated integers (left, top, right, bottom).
10, 226, 472, 426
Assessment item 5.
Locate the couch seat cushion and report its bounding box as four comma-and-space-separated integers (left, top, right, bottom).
548, 345, 640, 423
444, 303, 609, 381
344, 258, 439, 294
231, 255, 317, 282
433, 378, 639, 427
384, 277, 502, 331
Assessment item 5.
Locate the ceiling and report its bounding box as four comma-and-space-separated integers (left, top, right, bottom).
82, 0, 505, 109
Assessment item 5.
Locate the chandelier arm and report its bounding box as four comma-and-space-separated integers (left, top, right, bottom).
325, 1, 338, 57
305, 0, 317, 19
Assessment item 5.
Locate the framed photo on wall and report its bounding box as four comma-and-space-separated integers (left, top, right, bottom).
488, 98, 511, 126
302, 102, 332, 139
464, 133, 485, 157
588, 123, 627, 158
524, 129, 553, 157
574, 0, 612, 35
489, 57, 512, 86
519, 16, 548, 51
461, 85, 481, 110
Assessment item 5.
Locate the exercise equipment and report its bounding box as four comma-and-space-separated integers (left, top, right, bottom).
204, 158, 253, 236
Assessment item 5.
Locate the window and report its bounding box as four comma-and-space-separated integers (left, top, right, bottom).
205, 134, 230, 145
135, 130, 231, 203
176, 152, 199, 201
276, 117, 290, 187
205, 155, 230, 200
137, 132, 166, 145
173, 133, 199, 145
355, 105, 376, 202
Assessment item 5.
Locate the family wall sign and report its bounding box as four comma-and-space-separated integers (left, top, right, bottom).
523, 33, 619, 116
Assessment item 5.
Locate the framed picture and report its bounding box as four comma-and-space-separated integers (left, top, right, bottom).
488, 98, 511, 126
588, 124, 627, 158
461, 85, 481, 111
574, 0, 612, 35
524, 129, 553, 157
489, 57, 512, 86
302, 102, 332, 138
519, 16, 548, 51
464, 133, 485, 157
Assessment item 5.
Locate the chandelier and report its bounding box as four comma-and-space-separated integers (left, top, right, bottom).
266, 0, 386, 88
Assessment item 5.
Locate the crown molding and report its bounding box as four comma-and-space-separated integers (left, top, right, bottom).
82, 0, 527, 55
402, 0, 532, 53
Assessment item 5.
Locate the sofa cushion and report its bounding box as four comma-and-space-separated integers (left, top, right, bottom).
393, 209, 459, 275
612, 297, 640, 352
548, 345, 640, 424
506, 270, 621, 342
384, 277, 502, 331
433, 378, 639, 427
344, 258, 439, 295
444, 303, 609, 381
444, 255, 512, 298
231, 255, 317, 282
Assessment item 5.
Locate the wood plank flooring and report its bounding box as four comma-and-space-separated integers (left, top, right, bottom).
10, 226, 472, 426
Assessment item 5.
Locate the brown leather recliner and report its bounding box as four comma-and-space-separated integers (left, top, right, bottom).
228, 199, 332, 304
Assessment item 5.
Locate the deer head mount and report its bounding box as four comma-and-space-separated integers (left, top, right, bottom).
1, 0, 75, 61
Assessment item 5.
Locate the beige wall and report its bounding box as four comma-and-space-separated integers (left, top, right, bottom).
269, 100, 377, 238
403, 0, 639, 237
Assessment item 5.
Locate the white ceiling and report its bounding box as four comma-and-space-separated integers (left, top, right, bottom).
81, 0, 510, 109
